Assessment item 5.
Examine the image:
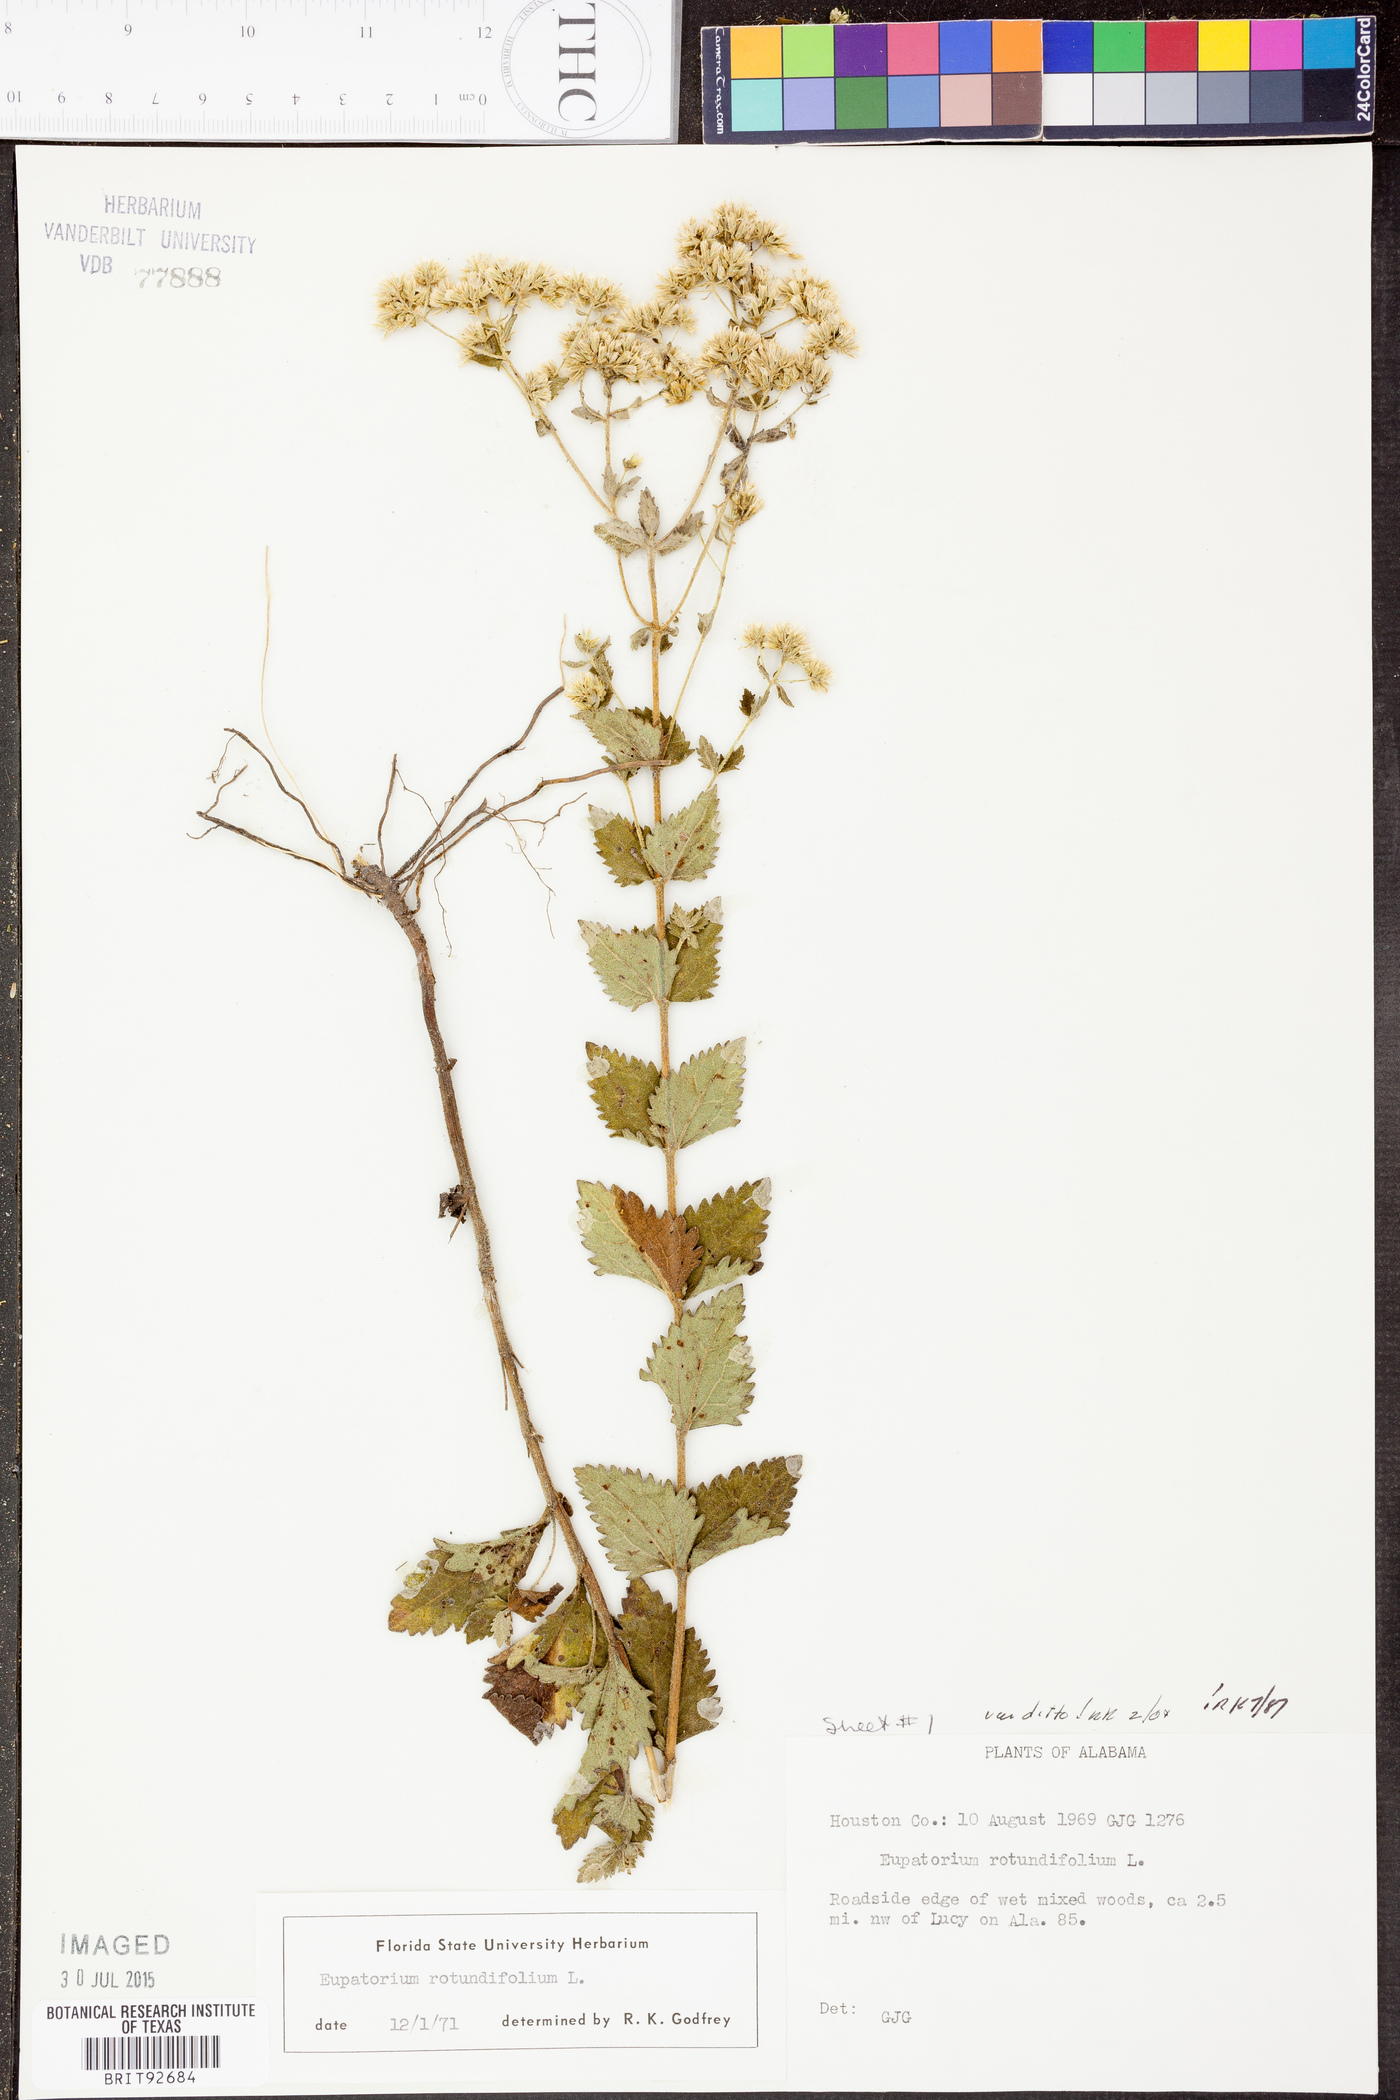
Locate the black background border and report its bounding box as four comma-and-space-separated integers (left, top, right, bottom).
0, 6, 1391, 2087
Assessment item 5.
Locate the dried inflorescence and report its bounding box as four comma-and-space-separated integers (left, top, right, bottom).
380, 202, 855, 1882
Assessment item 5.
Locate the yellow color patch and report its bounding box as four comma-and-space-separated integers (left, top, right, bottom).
730, 24, 783, 76
1198, 19, 1250, 70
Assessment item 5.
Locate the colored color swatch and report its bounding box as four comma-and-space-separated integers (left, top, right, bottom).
719, 15, 1042, 137
703, 15, 1373, 141
1042, 14, 1370, 132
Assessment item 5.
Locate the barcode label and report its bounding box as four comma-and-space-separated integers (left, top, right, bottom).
83, 2034, 221, 2071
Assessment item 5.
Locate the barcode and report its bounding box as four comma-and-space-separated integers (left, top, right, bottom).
83, 2035, 222, 2071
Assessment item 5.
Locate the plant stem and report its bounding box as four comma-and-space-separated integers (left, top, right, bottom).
353, 861, 652, 1758
645, 547, 691, 1791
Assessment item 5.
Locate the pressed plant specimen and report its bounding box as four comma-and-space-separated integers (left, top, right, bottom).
201, 203, 855, 1881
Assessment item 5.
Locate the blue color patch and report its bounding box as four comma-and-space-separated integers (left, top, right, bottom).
1303, 16, 1356, 68
888, 73, 940, 126
938, 16, 992, 71
731, 77, 783, 129
1042, 19, 1094, 71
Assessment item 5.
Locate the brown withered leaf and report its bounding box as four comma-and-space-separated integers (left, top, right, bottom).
482, 1652, 557, 1742
614, 1189, 702, 1298
388, 1519, 547, 1642
684, 1182, 770, 1286
690, 1457, 800, 1568
586, 1043, 661, 1147
618, 1578, 718, 1744
509, 1584, 563, 1623
483, 1583, 607, 1741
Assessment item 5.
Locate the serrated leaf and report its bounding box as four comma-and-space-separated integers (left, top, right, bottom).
595, 518, 647, 557
585, 707, 692, 772
641, 1286, 752, 1433
642, 788, 719, 884
482, 1648, 560, 1740
586, 1042, 662, 1147
688, 1257, 752, 1298
578, 1837, 647, 1881
638, 487, 660, 536
577, 1183, 702, 1297
618, 1578, 718, 1743
388, 1518, 546, 1641
577, 1181, 665, 1289
554, 1762, 655, 1855
585, 708, 666, 767
649, 1039, 745, 1152
668, 903, 723, 1003
580, 922, 678, 1010
589, 809, 649, 887
574, 1649, 655, 1786
690, 1457, 799, 1568
684, 1181, 771, 1292
697, 734, 742, 776
654, 510, 704, 556
575, 1465, 701, 1575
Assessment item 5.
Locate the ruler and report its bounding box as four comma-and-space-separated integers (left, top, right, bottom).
0, 0, 679, 141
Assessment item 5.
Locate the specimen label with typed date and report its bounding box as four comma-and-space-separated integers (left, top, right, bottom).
786, 1732, 1375, 2093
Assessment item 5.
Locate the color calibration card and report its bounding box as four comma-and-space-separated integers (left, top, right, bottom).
700, 15, 1374, 142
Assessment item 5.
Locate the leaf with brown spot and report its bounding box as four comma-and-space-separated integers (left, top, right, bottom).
668, 905, 723, 1003
553, 1764, 654, 1853
618, 1578, 718, 1743
574, 1466, 700, 1576
683, 1182, 770, 1294
585, 1043, 661, 1148
689, 1457, 799, 1567
387, 1518, 547, 1642
588, 809, 649, 887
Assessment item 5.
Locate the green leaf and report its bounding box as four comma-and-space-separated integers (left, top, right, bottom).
690, 1456, 800, 1568
585, 1043, 662, 1147
584, 707, 692, 772
580, 922, 678, 1010
575, 1465, 700, 1575
684, 1180, 771, 1294
574, 1650, 655, 1785
642, 788, 719, 884
388, 1518, 546, 1641
668, 902, 723, 1003
649, 1039, 745, 1152
553, 1764, 653, 1852
698, 734, 745, 776
576, 1182, 701, 1297
640, 1286, 752, 1433
618, 1577, 719, 1742
588, 808, 649, 887
688, 1257, 752, 1298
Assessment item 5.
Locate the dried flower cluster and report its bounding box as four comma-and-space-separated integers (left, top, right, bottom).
379, 203, 855, 1881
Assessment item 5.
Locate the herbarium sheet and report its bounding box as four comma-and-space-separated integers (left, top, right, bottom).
16, 142, 1374, 2094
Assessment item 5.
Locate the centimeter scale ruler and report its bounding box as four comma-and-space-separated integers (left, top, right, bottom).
0, 0, 681, 140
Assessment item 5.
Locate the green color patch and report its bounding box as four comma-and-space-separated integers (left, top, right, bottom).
835, 76, 887, 128
782, 22, 833, 73
1093, 19, 1145, 70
